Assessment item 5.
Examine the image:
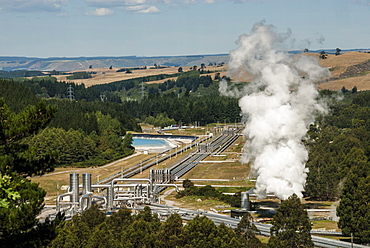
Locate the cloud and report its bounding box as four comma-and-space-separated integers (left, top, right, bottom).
84, 0, 147, 7
125, 5, 146, 10
137, 5, 160, 13
0, 0, 66, 12
86, 7, 114, 15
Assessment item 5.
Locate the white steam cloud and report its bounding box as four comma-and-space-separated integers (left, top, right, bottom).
220, 22, 330, 200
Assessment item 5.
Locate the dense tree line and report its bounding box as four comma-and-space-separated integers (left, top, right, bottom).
49, 205, 264, 248
305, 90, 370, 199
66, 72, 92, 80
1, 79, 140, 167
0, 70, 45, 78
144, 113, 176, 128
126, 92, 240, 125
175, 184, 242, 208
90, 72, 183, 93
17, 77, 121, 102
90, 70, 215, 101
47, 193, 312, 248
305, 90, 370, 243
0, 98, 59, 246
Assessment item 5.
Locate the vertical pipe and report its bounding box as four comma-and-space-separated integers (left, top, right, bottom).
107, 186, 113, 211
82, 173, 92, 209
82, 173, 92, 194
149, 169, 153, 183
70, 173, 79, 203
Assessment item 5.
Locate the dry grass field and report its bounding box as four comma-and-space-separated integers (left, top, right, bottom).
53, 65, 228, 87
52, 52, 370, 91
311, 52, 370, 91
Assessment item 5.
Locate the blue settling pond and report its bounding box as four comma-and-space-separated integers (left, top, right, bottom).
132, 138, 172, 149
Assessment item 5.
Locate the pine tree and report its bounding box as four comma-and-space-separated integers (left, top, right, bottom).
0, 98, 57, 245
337, 152, 370, 244
268, 194, 313, 248
235, 212, 263, 247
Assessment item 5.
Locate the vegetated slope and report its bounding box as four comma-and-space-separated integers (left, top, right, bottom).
313, 52, 370, 91
0, 54, 229, 71
56, 52, 369, 91
53, 64, 227, 88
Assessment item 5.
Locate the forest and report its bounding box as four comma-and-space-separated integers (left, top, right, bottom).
1, 71, 370, 245
304, 90, 370, 242
0, 79, 139, 168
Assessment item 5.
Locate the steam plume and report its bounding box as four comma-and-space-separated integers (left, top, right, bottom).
221, 22, 330, 199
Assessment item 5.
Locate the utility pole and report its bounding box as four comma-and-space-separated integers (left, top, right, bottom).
67, 84, 75, 101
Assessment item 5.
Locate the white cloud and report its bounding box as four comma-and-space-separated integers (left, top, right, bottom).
0, 0, 66, 12
125, 5, 147, 11
204, 0, 215, 3
86, 7, 114, 16
137, 5, 160, 13
84, 0, 147, 7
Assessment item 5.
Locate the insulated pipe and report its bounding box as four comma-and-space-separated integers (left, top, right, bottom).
114, 197, 148, 201
92, 195, 107, 206
82, 173, 92, 194
111, 178, 152, 186
79, 193, 93, 212
82, 173, 92, 210
111, 178, 152, 201
107, 186, 114, 211
91, 184, 112, 189
56, 192, 72, 212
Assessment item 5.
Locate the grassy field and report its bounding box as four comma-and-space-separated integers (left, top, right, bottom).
52, 64, 228, 88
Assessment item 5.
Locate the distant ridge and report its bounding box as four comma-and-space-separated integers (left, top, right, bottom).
0, 54, 229, 72
1, 49, 368, 72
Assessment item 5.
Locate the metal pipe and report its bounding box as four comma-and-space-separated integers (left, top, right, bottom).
92, 195, 107, 207
82, 173, 92, 210
111, 178, 151, 187
70, 173, 79, 204
56, 192, 72, 212
107, 186, 114, 211
82, 173, 92, 194
91, 184, 112, 188
111, 178, 152, 203
155, 183, 179, 192
114, 197, 148, 201
79, 193, 93, 212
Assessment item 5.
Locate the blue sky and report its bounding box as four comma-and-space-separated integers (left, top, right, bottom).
0, 0, 369, 58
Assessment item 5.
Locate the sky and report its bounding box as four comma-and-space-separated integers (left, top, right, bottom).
0, 0, 369, 58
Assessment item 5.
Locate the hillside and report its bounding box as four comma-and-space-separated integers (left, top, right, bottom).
53, 64, 228, 87
0, 54, 228, 71
2, 51, 370, 91
314, 51, 370, 91
65, 51, 370, 91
